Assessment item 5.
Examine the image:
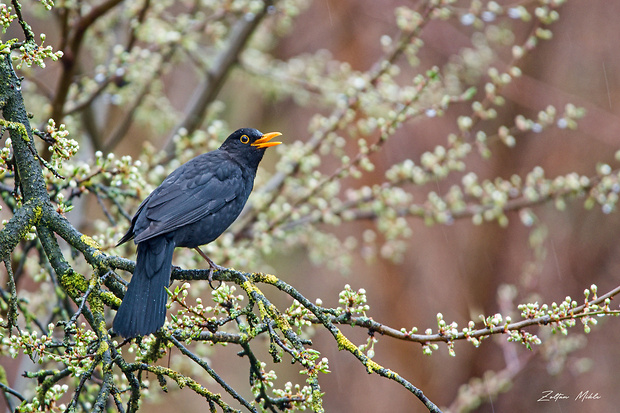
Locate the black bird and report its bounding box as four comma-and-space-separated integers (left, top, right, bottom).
113, 128, 282, 338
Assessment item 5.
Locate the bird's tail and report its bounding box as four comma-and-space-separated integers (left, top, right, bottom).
113, 237, 175, 338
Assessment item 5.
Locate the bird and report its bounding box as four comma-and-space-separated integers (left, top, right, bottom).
113, 128, 282, 338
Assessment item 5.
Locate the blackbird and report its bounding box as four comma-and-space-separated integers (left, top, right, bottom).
113, 128, 282, 338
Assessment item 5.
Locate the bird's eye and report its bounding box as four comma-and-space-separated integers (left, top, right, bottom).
240, 135, 250, 144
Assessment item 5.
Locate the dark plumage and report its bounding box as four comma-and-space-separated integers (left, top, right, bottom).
113, 128, 282, 338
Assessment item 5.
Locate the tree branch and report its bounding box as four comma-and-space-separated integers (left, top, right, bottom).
167, 335, 257, 412
164, 1, 274, 150
50, 0, 124, 124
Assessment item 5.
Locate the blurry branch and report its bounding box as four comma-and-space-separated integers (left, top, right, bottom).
51, 0, 124, 124
238, 1, 439, 230
454, 17, 547, 148
125, 0, 152, 52
164, 0, 275, 150
61, 0, 153, 151
285, 166, 608, 229
62, 72, 122, 117
446, 351, 535, 413
231, 1, 443, 251
262, 71, 452, 234
235, 1, 572, 243
101, 48, 174, 152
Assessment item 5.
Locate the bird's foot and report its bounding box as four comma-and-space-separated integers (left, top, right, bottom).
195, 247, 223, 289
207, 262, 223, 290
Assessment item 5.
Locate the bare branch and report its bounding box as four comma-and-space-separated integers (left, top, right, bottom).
164, 2, 274, 150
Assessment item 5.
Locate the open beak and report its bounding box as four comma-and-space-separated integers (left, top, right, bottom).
252, 131, 282, 148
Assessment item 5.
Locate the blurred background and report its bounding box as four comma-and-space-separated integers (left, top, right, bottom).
3, 0, 620, 412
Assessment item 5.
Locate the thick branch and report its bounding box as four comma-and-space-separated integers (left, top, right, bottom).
0, 55, 48, 200
0, 198, 43, 261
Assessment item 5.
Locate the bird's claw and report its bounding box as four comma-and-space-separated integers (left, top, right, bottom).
207, 262, 223, 290
194, 246, 222, 289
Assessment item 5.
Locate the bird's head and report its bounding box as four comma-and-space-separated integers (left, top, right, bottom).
219, 128, 282, 168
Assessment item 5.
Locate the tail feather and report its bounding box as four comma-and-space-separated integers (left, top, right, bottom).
113, 237, 175, 338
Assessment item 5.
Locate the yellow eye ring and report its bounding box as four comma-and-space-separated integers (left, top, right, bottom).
240, 135, 250, 144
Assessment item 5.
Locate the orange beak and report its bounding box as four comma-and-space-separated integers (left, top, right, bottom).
252, 131, 282, 148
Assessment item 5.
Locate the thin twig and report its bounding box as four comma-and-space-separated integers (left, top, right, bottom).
167, 334, 258, 413
11, 0, 34, 42
0, 379, 23, 403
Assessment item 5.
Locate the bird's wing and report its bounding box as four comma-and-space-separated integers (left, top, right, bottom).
116, 190, 155, 245
133, 154, 245, 243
